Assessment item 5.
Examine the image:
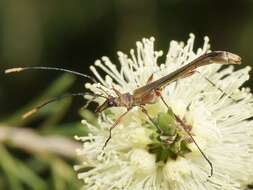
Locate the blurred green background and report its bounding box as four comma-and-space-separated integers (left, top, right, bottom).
0, 0, 253, 189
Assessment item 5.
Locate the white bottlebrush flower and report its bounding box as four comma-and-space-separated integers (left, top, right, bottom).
75, 34, 253, 190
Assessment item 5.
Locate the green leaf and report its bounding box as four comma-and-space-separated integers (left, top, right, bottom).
0, 145, 24, 190
50, 157, 81, 190
0, 145, 47, 190
41, 122, 87, 137
15, 159, 47, 190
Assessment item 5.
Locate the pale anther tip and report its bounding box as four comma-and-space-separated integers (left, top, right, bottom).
189, 33, 195, 38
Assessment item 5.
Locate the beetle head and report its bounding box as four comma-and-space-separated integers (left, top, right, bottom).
95, 96, 117, 113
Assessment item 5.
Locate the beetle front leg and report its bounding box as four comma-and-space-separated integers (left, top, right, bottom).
102, 109, 131, 150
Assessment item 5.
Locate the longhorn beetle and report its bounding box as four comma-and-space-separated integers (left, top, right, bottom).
5, 51, 241, 177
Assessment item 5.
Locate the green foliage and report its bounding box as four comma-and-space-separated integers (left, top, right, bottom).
0, 74, 95, 190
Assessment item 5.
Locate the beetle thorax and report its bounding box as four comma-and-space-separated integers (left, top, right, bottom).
116, 92, 134, 109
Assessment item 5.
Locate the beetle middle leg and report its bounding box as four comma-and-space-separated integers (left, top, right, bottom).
156, 90, 213, 177
139, 106, 163, 134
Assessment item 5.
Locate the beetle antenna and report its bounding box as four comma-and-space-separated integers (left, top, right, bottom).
5, 66, 97, 83
22, 92, 105, 119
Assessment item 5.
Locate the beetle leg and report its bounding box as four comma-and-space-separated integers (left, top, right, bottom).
146, 74, 154, 84
102, 109, 131, 149
139, 106, 163, 134
157, 92, 213, 177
